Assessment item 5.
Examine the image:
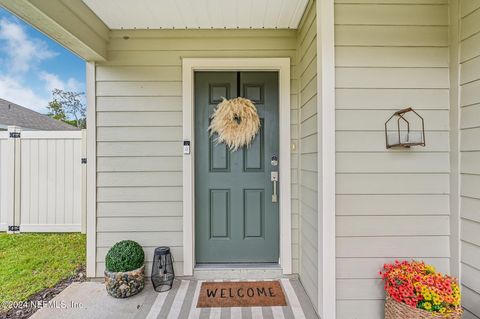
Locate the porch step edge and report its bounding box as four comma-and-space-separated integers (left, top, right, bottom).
193, 267, 284, 280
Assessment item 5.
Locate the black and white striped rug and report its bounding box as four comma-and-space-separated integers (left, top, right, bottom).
135, 278, 318, 319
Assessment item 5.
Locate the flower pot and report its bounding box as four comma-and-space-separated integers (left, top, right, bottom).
104, 265, 145, 298
385, 295, 463, 319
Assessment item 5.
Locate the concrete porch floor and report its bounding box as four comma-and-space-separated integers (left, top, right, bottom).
30, 278, 318, 319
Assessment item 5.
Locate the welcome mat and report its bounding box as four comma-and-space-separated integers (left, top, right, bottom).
197, 281, 287, 308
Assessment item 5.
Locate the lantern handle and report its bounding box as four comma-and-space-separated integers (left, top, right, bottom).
394, 107, 413, 115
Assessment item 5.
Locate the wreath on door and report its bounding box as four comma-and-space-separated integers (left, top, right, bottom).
208, 97, 260, 151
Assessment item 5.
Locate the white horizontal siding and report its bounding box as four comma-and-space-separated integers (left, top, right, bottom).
337, 236, 450, 258
336, 110, 449, 131
336, 26, 448, 47
97, 157, 182, 172
335, 4, 447, 25
296, 0, 318, 311
337, 131, 449, 152
335, 0, 447, 3
336, 88, 450, 110
336, 68, 449, 89
336, 216, 450, 237
334, 1, 451, 318
95, 29, 300, 277
337, 257, 450, 279
96, 82, 182, 97
336, 153, 450, 173
336, 194, 449, 215
460, 0, 480, 316
336, 47, 448, 68
337, 174, 449, 194
107, 37, 297, 52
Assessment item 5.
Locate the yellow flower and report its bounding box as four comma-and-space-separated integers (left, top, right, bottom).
439, 307, 446, 313
423, 302, 432, 311
423, 292, 432, 301
433, 297, 441, 305
425, 265, 436, 273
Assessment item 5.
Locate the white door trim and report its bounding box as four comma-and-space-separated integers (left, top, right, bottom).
182, 58, 292, 276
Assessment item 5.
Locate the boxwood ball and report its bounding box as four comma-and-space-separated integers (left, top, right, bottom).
105, 240, 145, 272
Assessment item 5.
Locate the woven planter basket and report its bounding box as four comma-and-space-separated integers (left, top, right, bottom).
385, 295, 463, 319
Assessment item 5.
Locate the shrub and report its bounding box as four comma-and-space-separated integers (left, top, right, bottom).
105, 240, 144, 272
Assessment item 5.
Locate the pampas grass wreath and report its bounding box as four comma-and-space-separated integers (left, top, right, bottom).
208, 97, 260, 151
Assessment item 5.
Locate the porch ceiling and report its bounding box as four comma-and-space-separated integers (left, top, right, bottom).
81, 0, 309, 30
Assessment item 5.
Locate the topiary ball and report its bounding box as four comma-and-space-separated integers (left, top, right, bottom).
105, 240, 145, 272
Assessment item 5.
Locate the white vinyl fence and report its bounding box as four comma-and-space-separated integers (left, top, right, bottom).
0, 126, 86, 233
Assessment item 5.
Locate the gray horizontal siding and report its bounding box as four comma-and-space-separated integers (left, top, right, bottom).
296, 0, 319, 312
95, 29, 300, 277
460, 1, 480, 316
334, 1, 451, 318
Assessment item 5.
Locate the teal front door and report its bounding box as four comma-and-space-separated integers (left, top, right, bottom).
195, 71, 280, 263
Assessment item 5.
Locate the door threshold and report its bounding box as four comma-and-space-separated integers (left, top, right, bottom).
193, 263, 283, 280
195, 263, 280, 269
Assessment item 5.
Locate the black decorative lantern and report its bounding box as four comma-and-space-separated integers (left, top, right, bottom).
151, 246, 175, 292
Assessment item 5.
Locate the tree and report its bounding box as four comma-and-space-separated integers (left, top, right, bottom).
47, 99, 66, 121
47, 89, 86, 128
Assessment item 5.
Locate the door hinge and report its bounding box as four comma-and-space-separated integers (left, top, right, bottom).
81, 158, 87, 164
8, 225, 20, 232
9, 132, 20, 138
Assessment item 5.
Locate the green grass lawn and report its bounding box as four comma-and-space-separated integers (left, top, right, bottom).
0, 233, 86, 310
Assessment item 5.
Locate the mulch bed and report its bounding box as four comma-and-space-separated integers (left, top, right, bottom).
0, 267, 86, 319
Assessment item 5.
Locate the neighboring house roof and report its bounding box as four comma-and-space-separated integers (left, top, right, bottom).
0, 98, 79, 131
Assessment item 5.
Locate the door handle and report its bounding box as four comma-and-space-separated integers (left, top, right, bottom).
271, 172, 279, 203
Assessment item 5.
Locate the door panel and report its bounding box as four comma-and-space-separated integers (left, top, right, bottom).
209, 137, 229, 172
243, 120, 264, 172
195, 71, 279, 263
209, 189, 230, 239
243, 189, 264, 238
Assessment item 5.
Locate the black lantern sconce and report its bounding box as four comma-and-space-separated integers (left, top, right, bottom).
385, 107, 426, 149
151, 246, 175, 292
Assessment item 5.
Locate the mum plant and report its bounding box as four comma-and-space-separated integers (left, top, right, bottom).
380, 260, 462, 316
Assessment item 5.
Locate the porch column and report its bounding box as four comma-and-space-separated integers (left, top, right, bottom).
86, 62, 97, 277
316, 0, 336, 318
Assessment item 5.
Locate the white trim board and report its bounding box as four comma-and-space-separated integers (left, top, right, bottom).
448, 0, 461, 280
182, 58, 292, 276
19, 224, 82, 232
317, 0, 336, 318
21, 131, 83, 139
86, 62, 97, 278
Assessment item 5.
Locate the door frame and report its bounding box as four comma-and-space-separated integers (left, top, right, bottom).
182, 58, 292, 276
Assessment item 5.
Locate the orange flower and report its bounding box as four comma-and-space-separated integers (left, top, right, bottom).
380, 260, 461, 314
